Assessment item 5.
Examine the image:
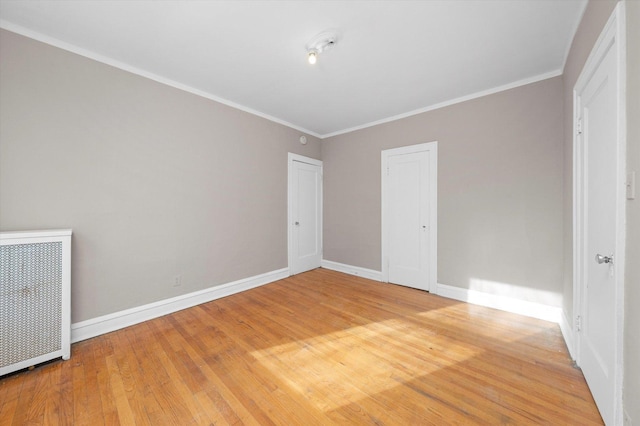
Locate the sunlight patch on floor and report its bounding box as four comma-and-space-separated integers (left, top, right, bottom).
415, 306, 555, 345
250, 312, 482, 412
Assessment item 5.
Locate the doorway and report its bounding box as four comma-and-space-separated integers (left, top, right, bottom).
382, 142, 437, 292
288, 153, 323, 275
573, 3, 626, 424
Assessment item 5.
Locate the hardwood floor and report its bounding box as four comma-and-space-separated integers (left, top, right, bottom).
1, 268, 602, 425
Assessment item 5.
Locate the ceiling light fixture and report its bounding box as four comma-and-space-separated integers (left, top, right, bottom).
306, 31, 338, 65
307, 50, 318, 65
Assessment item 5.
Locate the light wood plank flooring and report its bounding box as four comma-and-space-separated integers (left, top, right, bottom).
1, 268, 602, 425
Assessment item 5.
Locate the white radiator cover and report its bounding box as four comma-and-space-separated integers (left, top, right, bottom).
0, 229, 72, 376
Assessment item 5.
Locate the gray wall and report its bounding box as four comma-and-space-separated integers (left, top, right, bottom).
0, 29, 321, 323
323, 77, 564, 307
624, 0, 640, 422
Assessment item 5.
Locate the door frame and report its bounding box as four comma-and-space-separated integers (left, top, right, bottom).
572, 2, 626, 423
381, 142, 438, 291
288, 153, 323, 275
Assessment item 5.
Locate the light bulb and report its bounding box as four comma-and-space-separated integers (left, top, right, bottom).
308, 51, 317, 65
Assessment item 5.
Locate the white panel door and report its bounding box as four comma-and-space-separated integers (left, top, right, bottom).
383, 143, 437, 292
290, 158, 322, 275
574, 5, 625, 424
388, 151, 429, 289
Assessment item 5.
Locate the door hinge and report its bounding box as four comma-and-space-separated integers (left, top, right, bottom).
576, 118, 583, 135
576, 315, 582, 332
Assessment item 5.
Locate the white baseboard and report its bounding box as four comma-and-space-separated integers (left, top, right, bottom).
559, 310, 575, 359
319, 261, 563, 325
71, 267, 289, 343
321, 259, 383, 281
319, 262, 573, 352
435, 283, 562, 324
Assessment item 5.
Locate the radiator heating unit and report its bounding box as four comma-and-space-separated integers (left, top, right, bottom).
1, 229, 72, 376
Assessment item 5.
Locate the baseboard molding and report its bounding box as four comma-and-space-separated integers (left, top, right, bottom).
71, 267, 289, 343
435, 283, 562, 324
321, 259, 383, 281
559, 310, 575, 359
319, 261, 563, 325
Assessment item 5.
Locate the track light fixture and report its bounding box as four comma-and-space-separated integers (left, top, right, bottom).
306, 31, 338, 64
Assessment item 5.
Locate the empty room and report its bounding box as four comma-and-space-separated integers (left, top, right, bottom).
1, 1, 638, 425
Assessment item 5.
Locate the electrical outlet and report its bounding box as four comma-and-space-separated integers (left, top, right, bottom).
173, 275, 183, 287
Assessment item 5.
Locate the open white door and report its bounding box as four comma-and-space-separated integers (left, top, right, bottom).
382, 142, 437, 292
288, 154, 322, 275
573, 4, 626, 424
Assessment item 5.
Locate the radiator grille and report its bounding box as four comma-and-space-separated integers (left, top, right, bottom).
0, 242, 63, 368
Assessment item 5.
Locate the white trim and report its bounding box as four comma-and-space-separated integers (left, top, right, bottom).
614, 8, 627, 425
319, 261, 563, 325
0, 229, 73, 240
318, 263, 562, 325
559, 310, 576, 359
287, 153, 323, 276
435, 283, 562, 324
322, 70, 562, 138
572, 3, 626, 424
71, 267, 289, 343
572, 83, 582, 361
321, 260, 383, 282
381, 142, 438, 292
0, 21, 322, 139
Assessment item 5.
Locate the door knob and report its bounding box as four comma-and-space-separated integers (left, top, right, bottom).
595, 254, 613, 264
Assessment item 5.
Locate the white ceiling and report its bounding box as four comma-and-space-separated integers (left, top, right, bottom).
0, 0, 587, 138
